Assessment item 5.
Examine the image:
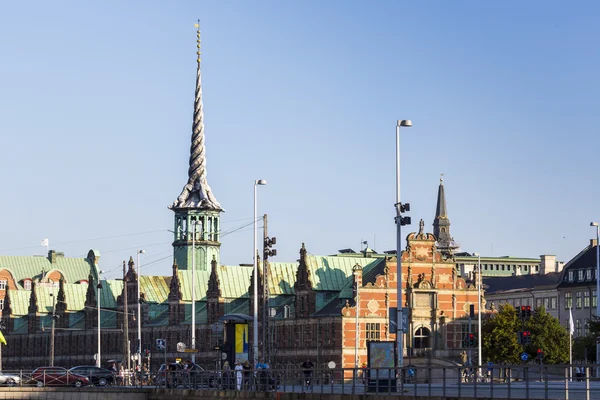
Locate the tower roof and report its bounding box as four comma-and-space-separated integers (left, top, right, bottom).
435, 177, 447, 219
171, 23, 223, 212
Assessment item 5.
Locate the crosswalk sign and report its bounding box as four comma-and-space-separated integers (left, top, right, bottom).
156, 339, 166, 351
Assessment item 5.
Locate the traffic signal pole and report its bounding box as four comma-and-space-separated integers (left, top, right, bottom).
468, 314, 472, 367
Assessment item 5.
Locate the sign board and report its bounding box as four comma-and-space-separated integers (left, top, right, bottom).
156, 339, 166, 351
367, 341, 395, 379
389, 308, 409, 333
175, 358, 182, 363
521, 353, 528, 362
487, 361, 494, 367
184, 349, 199, 353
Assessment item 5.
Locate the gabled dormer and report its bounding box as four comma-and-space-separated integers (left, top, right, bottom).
84, 273, 97, 329
294, 243, 316, 318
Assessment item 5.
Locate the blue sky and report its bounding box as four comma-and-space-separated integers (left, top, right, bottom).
1, 1, 598, 279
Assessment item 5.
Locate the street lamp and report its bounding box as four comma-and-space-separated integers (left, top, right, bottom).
590, 222, 599, 372
395, 119, 411, 368
136, 249, 145, 371
49, 287, 57, 366
191, 219, 198, 364
97, 270, 104, 367
473, 253, 482, 375
253, 179, 267, 366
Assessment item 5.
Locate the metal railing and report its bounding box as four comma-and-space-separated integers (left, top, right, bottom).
0, 364, 597, 399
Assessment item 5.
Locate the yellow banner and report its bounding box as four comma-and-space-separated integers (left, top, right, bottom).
235, 324, 248, 354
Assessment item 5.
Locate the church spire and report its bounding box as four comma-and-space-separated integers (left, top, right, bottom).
171, 22, 222, 211
433, 175, 459, 256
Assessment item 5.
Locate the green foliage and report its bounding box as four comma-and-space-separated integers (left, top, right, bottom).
482, 305, 570, 364
525, 306, 569, 364
482, 304, 522, 364
588, 316, 600, 337
573, 336, 596, 362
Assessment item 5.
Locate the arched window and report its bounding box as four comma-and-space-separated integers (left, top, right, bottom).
414, 327, 431, 349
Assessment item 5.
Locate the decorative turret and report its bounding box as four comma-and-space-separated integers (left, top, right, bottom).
2, 287, 13, 333
432, 176, 459, 257
168, 261, 185, 325
84, 273, 97, 329
55, 278, 69, 329
207, 256, 224, 324
294, 243, 316, 318
27, 282, 39, 333
169, 22, 222, 272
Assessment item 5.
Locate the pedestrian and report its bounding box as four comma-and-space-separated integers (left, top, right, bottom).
222, 361, 231, 389
243, 360, 251, 390
235, 360, 243, 390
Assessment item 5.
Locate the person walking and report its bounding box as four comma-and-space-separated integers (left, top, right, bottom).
222, 361, 231, 389
235, 360, 243, 390
243, 360, 252, 390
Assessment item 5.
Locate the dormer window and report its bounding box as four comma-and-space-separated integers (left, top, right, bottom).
568, 271, 574, 282
0, 280, 7, 290
587, 269, 593, 281
578, 270, 584, 281
24, 280, 32, 290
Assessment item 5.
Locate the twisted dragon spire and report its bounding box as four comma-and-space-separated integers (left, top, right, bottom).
171, 22, 223, 211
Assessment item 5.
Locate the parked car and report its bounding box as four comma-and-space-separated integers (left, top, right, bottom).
32, 367, 90, 387
69, 366, 115, 386
0, 371, 20, 386
155, 363, 219, 388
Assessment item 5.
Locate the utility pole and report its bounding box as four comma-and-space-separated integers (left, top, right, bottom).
49, 287, 57, 366
262, 214, 277, 364
123, 261, 131, 373
262, 214, 268, 362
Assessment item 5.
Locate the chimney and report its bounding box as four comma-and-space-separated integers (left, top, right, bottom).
48, 250, 56, 264
591, 239, 598, 247
539, 255, 556, 275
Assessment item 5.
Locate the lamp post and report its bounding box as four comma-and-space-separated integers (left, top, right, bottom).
97, 270, 103, 367
191, 219, 197, 364
136, 249, 145, 371
474, 253, 482, 375
590, 222, 599, 373
253, 179, 267, 366
49, 286, 57, 366
395, 119, 411, 368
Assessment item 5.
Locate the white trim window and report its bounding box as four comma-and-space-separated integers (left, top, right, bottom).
0, 280, 7, 290
24, 280, 32, 290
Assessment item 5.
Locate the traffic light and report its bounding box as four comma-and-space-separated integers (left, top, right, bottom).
520, 306, 532, 319
396, 202, 411, 226
537, 349, 544, 360
469, 333, 475, 347
264, 236, 277, 260
520, 331, 532, 344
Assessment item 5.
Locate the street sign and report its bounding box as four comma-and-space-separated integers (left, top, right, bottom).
183, 349, 199, 353
521, 352, 528, 362
156, 339, 166, 351
389, 308, 409, 332
487, 361, 494, 367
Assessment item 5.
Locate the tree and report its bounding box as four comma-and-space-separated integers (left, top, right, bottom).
482, 304, 522, 364
482, 305, 570, 364
525, 306, 569, 364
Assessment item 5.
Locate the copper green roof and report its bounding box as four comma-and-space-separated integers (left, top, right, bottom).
178, 270, 210, 301
306, 255, 378, 291
139, 275, 170, 303
0, 254, 96, 285
268, 262, 297, 295
100, 279, 124, 309
10, 290, 30, 316
218, 265, 252, 299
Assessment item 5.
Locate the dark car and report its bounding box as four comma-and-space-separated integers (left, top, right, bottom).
69, 366, 115, 386
32, 366, 90, 387
156, 363, 219, 388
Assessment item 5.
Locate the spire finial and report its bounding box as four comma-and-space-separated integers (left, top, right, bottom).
440, 173, 444, 184
194, 20, 201, 65
170, 22, 223, 211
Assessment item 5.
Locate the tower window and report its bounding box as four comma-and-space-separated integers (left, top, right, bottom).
0, 280, 7, 290
24, 280, 32, 290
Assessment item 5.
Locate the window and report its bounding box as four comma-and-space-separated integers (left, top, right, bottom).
578, 270, 584, 281
565, 293, 572, 309
568, 271, 574, 282
544, 297, 550, 310
414, 327, 431, 349
587, 269, 593, 281
24, 280, 31, 290
584, 319, 589, 337
365, 323, 380, 340
0, 299, 3, 310
536, 298, 543, 308
576, 292, 582, 308
535, 265, 539, 272
0, 280, 6, 290
576, 319, 582, 338
593, 290, 597, 308
551, 297, 557, 310
584, 292, 590, 308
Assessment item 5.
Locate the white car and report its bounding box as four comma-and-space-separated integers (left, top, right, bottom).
0, 371, 20, 386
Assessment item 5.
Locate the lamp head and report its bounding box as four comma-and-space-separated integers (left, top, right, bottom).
473, 253, 479, 257
591, 222, 599, 227
138, 250, 145, 254
397, 120, 412, 127
255, 179, 267, 186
